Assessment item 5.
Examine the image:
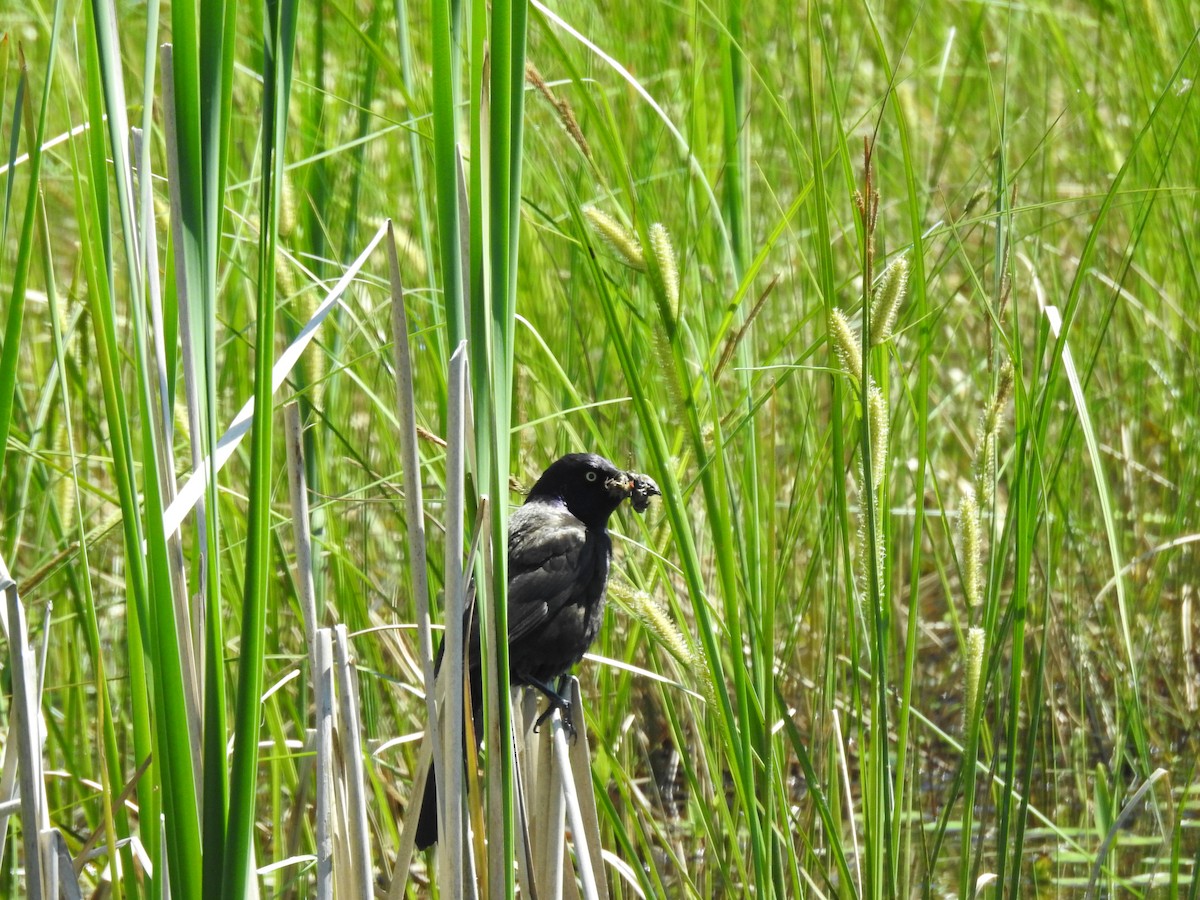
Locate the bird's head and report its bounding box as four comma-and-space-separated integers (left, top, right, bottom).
525, 453, 641, 528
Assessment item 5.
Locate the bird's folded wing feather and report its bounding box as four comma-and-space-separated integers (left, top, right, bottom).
505, 505, 588, 644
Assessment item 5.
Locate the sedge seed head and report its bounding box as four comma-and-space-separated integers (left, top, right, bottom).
616, 585, 693, 668
654, 327, 686, 411
556, 97, 592, 161
975, 434, 996, 509
987, 358, 1016, 434
868, 382, 889, 489
829, 308, 863, 385
583, 206, 645, 271
960, 487, 982, 608
868, 255, 909, 347
295, 284, 325, 395
279, 173, 297, 238
964, 626, 986, 727
648, 223, 680, 326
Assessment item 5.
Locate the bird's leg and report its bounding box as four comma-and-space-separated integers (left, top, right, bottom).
524, 675, 576, 740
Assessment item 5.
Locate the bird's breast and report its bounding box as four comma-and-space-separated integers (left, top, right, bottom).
509, 532, 611, 683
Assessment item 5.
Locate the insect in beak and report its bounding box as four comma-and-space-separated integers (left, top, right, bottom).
629, 473, 661, 513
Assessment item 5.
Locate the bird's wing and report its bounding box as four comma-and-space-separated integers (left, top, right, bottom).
504, 504, 590, 645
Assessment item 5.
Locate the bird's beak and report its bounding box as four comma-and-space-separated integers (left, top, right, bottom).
604, 472, 637, 497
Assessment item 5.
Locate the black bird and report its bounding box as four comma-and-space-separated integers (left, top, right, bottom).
414, 452, 659, 849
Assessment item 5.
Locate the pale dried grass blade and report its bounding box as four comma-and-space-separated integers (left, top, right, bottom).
1, 555, 47, 896
564, 678, 607, 900
161, 221, 389, 537
334, 625, 373, 895
314, 628, 335, 900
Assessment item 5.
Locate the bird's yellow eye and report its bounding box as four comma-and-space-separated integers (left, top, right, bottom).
585, 471, 598, 482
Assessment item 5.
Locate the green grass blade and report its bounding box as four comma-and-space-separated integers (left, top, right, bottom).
221, 0, 299, 892
89, 0, 209, 892
0, 0, 63, 491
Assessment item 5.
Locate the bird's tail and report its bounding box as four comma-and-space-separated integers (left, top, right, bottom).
414, 763, 439, 850
413, 661, 483, 850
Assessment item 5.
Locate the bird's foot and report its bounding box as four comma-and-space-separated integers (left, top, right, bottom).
533, 699, 575, 741
526, 676, 577, 741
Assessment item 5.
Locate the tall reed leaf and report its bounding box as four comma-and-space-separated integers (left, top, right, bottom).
221, 0, 298, 893
0, 0, 63, 490
88, 0, 208, 893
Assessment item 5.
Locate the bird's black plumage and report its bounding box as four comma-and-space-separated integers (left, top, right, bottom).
414, 453, 659, 849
